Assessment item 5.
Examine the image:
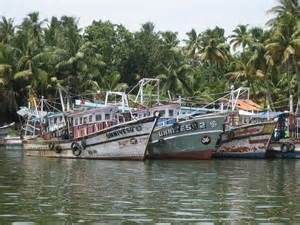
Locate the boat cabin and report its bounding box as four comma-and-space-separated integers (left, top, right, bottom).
66, 106, 119, 139
132, 103, 180, 126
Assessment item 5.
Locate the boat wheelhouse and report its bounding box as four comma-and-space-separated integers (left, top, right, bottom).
66, 105, 118, 139
132, 103, 180, 126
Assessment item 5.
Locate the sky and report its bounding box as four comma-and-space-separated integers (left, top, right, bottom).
1, 0, 277, 40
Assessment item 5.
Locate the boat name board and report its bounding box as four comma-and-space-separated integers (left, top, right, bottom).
106, 125, 143, 139
158, 120, 218, 138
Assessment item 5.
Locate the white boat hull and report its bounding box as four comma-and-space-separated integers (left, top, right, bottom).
23, 116, 158, 160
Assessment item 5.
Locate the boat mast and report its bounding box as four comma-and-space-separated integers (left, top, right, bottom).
130, 78, 160, 106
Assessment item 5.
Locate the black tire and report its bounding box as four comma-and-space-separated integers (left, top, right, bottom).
288, 143, 295, 152
81, 139, 87, 149
71, 142, 82, 156
280, 143, 289, 153
48, 142, 55, 150
72, 146, 82, 156
55, 145, 62, 153
71, 142, 78, 149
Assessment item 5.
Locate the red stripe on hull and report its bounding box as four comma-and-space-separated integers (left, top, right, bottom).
149, 149, 213, 160
249, 139, 269, 144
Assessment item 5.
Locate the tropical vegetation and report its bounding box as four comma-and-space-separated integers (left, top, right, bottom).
0, 0, 299, 122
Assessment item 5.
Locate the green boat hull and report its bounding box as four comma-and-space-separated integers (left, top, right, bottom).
147, 114, 226, 159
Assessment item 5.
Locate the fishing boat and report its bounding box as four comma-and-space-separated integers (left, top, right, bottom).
0, 122, 15, 139
267, 113, 300, 158
215, 121, 276, 158
203, 87, 276, 159
21, 90, 159, 160
147, 114, 226, 159
25, 115, 158, 160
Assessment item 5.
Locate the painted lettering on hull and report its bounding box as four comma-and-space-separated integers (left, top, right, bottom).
106, 125, 143, 139
158, 120, 217, 138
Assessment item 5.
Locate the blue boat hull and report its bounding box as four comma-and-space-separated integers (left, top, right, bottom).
213, 151, 266, 159
266, 150, 300, 159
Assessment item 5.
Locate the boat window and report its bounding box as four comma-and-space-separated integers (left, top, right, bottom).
96, 114, 102, 121
169, 109, 174, 117
105, 114, 110, 120
83, 117, 87, 124
80, 117, 83, 125
54, 117, 57, 124
59, 116, 63, 122
75, 118, 78, 126
89, 115, 93, 122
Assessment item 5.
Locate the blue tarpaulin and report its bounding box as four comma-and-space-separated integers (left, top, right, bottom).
251, 111, 283, 119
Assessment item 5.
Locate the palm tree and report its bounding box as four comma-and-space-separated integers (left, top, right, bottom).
225, 58, 265, 97
265, 20, 300, 111
0, 17, 15, 44
184, 29, 201, 59
267, 0, 299, 27
199, 39, 230, 84
157, 61, 193, 96
230, 25, 252, 51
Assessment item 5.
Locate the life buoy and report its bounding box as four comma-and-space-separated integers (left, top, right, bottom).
280, 143, 289, 153
71, 142, 82, 156
48, 142, 55, 150
288, 143, 295, 152
55, 145, 62, 153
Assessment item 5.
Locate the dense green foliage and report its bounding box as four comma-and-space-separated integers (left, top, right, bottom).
0, 0, 299, 122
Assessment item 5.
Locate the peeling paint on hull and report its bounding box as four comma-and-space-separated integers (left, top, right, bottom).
215, 122, 276, 159
23, 116, 158, 161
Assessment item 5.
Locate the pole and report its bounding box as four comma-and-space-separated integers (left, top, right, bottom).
290, 95, 293, 113
58, 87, 65, 112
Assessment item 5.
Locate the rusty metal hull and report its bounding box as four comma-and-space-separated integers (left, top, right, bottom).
24, 116, 158, 160
149, 148, 213, 159
215, 122, 276, 159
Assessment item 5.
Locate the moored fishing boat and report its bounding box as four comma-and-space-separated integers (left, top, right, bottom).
0, 122, 15, 140
267, 113, 300, 158
147, 114, 226, 159
25, 115, 158, 160
214, 121, 276, 158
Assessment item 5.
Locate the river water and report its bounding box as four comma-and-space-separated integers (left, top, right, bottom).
0, 147, 300, 224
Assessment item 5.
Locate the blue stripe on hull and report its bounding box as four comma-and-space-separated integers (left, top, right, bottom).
266, 150, 300, 159
213, 152, 266, 159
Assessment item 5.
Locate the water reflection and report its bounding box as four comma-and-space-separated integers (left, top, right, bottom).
0, 148, 299, 224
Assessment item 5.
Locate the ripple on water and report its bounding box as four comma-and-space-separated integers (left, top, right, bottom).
12, 223, 35, 225
112, 200, 134, 204
171, 211, 203, 216
53, 212, 69, 216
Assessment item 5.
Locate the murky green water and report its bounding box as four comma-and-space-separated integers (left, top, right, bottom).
0, 147, 300, 224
